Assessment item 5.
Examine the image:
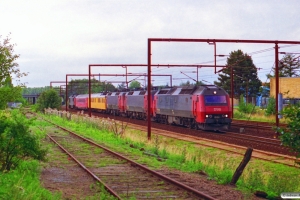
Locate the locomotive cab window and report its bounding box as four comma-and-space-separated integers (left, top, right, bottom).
204, 95, 227, 105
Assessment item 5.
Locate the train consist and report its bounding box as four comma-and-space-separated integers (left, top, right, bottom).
69, 85, 232, 131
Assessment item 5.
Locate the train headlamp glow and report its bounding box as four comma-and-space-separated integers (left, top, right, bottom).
213, 91, 217, 94
206, 115, 208, 118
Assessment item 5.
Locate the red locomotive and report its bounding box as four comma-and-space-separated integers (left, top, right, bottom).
70, 85, 232, 131
153, 85, 232, 131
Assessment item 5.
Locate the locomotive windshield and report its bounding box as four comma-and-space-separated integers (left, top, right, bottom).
204, 95, 227, 105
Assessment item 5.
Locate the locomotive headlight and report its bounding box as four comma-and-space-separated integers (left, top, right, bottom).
206, 114, 208, 118
222, 114, 228, 118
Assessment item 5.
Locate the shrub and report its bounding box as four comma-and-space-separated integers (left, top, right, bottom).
36, 89, 61, 112
238, 95, 256, 114
278, 104, 300, 159
265, 97, 276, 116
0, 110, 47, 171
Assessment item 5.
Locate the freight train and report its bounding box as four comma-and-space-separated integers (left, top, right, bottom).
69, 85, 232, 131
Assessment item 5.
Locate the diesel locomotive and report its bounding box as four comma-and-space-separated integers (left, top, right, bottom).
69, 85, 232, 131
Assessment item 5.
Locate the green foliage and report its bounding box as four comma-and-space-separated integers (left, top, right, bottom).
129, 80, 141, 89
22, 86, 51, 95
278, 104, 300, 158
267, 54, 300, 78
68, 78, 116, 94
0, 160, 62, 199
0, 34, 27, 87
178, 80, 204, 86
265, 97, 276, 116
0, 86, 23, 109
36, 89, 62, 112
0, 110, 47, 171
238, 95, 256, 114
214, 49, 262, 99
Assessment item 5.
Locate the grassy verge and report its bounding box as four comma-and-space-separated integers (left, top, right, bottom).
0, 160, 62, 200
42, 111, 299, 199
233, 107, 288, 123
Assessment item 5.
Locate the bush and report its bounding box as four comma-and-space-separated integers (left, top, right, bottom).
0, 86, 23, 110
265, 97, 276, 116
238, 95, 255, 114
36, 89, 61, 112
278, 104, 300, 159
0, 110, 47, 171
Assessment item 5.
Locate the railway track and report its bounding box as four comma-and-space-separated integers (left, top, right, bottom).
43, 117, 218, 200
231, 119, 287, 138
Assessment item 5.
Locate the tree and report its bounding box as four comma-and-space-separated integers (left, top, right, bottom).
214, 50, 262, 100
129, 80, 141, 89
117, 82, 127, 90
0, 34, 27, 87
267, 54, 300, 78
0, 110, 47, 171
179, 80, 204, 86
179, 80, 191, 86
36, 89, 62, 112
0, 34, 27, 109
67, 79, 116, 94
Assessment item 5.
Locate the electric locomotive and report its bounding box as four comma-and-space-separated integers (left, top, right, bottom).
153, 85, 232, 131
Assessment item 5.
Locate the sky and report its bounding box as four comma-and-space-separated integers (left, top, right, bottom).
1, 0, 300, 88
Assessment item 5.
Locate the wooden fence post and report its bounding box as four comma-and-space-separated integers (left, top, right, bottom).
230, 147, 253, 186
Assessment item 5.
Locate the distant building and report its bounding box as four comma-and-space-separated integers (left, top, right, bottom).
270, 77, 300, 98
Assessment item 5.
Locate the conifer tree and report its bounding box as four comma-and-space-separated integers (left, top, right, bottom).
267, 54, 300, 78
214, 50, 262, 100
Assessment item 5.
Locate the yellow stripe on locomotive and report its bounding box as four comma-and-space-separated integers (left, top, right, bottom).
90, 93, 107, 110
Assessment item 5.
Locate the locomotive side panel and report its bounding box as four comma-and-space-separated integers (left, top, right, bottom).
144, 90, 157, 116
125, 91, 145, 113
156, 95, 193, 117
172, 95, 193, 118
75, 94, 89, 109
107, 93, 119, 110
118, 93, 126, 112
91, 94, 107, 111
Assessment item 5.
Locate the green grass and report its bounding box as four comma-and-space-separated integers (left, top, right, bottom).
233, 107, 288, 123
41, 112, 300, 199
0, 160, 62, 200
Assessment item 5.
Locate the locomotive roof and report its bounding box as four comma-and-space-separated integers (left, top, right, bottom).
76, 94, 89, 98
155, 85, 223, 95
91, 93, 105, 97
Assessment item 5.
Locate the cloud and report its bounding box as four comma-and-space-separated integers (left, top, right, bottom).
1, 0, 300, 87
